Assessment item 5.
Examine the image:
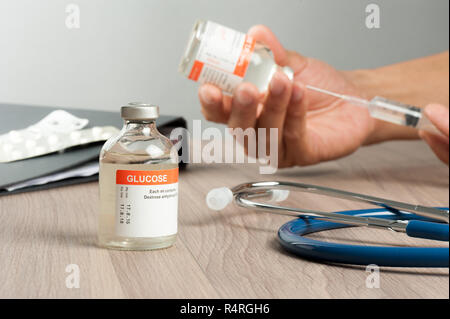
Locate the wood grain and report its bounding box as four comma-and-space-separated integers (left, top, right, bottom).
0, 140, 448, 298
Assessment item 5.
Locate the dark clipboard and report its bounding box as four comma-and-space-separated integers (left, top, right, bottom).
0, 103, 188, 196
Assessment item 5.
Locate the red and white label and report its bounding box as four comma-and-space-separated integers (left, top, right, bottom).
115, 168, 178, 238
188, 21, 256, 93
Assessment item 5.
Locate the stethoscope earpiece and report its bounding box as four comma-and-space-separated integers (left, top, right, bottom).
206, 187, 233, 211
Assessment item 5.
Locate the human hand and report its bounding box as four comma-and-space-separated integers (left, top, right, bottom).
198, 25, 377, 167
419, 104, 449, 165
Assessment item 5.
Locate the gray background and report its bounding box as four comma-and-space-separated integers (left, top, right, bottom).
0, 0, 448, 127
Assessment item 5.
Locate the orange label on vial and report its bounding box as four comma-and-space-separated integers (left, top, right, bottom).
188, 60, 204, 81
233, 35, 255, 77
116, 168, 179, 186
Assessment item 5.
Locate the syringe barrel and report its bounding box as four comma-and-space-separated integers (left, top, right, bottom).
306, 85, 442, 135
368, 97, 441, 134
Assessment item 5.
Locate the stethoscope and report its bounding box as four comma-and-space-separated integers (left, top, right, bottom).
206, 181, 449, 268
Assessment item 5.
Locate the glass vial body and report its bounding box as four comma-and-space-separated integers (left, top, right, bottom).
98, 103, 179, 250
179, 20, 293, 94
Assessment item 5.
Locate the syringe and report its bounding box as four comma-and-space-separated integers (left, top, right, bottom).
306, 85, 439, 134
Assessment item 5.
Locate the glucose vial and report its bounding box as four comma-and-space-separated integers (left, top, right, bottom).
179, 20, 293, 94
98, 103, 179, 250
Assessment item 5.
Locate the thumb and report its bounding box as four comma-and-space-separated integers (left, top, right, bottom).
247, 25, 308, 74
423, 104, 449, 138
248, 25, 287, 65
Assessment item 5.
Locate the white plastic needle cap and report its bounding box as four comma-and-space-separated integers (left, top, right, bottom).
206, 187, 233, 211
269, 189, 290, 202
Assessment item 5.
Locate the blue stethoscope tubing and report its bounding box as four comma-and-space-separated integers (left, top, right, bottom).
278, 208, 449, 268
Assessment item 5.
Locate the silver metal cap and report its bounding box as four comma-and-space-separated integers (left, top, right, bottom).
121, 102, 159, 120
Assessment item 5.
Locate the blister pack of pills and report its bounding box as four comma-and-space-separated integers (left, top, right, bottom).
0, 110, 119, 163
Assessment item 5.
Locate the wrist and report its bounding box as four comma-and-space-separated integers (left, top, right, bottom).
342, 69, 384, 144
343, 69, 420, 144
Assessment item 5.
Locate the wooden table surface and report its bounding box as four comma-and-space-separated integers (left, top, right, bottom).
0, 140, 448, 299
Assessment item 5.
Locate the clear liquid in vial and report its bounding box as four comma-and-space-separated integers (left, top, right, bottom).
99, 158, 177, 250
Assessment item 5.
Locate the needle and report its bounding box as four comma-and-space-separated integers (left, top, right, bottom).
305, 85, 345, 99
